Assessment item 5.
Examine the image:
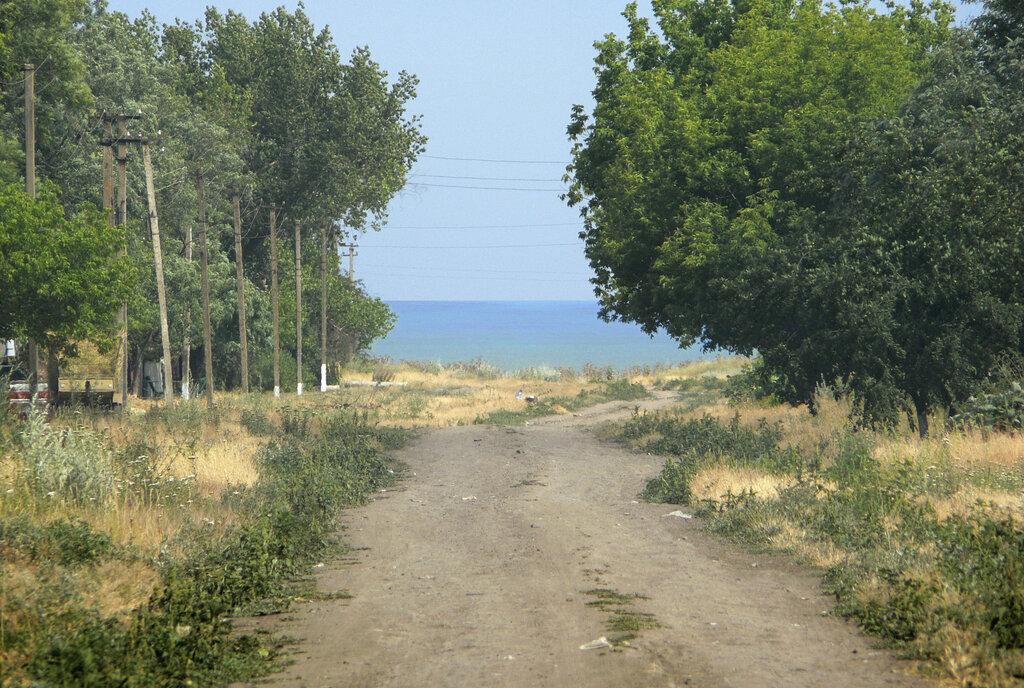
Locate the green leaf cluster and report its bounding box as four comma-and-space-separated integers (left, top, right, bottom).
566, 0, 1024, 429
1, 1, 423, 389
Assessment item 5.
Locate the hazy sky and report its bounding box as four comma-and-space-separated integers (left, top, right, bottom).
108, 0, 982, 301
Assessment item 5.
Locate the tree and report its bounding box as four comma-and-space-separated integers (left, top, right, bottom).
0, 182, 133, 352
566, 0, 959, 429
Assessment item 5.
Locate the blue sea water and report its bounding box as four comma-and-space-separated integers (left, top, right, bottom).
369, 301, 709, 371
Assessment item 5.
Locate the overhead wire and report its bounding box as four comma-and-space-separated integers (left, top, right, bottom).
408, 182, 566, 192
359, 262, 590, 277
411, 173, 564, 183
421, 153, 568, 164
384, 221, 578, 230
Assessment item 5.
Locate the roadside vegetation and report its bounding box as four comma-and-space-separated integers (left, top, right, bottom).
0, 389, 404, 686
0, 357, 686, 684
612, 364, 1024, 687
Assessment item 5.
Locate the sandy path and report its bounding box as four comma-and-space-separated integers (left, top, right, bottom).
244, 394, 931, 688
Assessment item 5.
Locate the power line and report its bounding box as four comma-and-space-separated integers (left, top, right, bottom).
363, 271, 587, 284
359, 242, 579, 249
360, 262, 591, 277
411, 173, 564, 183
422, 153, 569, 164
384, 221, 579, 230
409, 182, 566, 192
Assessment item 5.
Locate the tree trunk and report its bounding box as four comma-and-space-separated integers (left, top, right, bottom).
911, 394, 930, 438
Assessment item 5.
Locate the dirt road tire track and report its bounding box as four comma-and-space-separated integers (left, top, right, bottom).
244, 395, 932, 687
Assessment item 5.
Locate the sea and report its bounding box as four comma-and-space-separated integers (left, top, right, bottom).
369, 300, 710, 372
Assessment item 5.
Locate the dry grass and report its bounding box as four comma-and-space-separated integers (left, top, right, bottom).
328, 365, 644, 427
925, 488, 1023, 522
637, 356, 749, 388
690, 464, 796, 503
170, 436, 261, 494
875, 429, 1024, 472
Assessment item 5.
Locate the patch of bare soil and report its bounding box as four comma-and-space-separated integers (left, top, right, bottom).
241, 393, 932, 687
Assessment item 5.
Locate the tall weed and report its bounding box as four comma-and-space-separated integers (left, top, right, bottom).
17, 406, 117, 504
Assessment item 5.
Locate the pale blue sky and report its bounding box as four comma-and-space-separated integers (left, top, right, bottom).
108, 0, 982, 301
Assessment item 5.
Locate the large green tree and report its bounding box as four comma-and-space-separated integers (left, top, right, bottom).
0, 182, 132, 352
567, 0, 965, 429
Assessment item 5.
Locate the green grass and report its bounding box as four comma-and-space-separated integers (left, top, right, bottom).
582, 588, 660, 647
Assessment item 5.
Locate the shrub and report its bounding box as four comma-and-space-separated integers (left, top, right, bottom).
240, 408, 275, 436
950, 383, 1024, 431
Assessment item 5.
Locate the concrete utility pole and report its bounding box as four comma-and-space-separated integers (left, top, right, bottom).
102, 114, 114, 225
295, 221, 303, 396
115, 117, 130, 404
141, 140, 174, 406
320, 224, 329, 392
98, 112, 140, 406
99, 113, 142, 405
24, 64, 38, 401
182, 224, 192, 399
231, 192, 249, 393
196, 171, 214, 406
270, 205, 281, 398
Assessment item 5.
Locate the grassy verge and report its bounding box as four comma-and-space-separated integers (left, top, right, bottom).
0, 400, 404, 686
473, 379, 650, 425
0, 357, 727, 683
612, 381, 1024, 687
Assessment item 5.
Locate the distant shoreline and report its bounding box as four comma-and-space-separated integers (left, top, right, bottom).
372, 300, 711, 371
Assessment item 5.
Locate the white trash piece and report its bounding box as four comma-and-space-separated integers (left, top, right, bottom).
580, 636, 613, 651
664, 510, 693, 519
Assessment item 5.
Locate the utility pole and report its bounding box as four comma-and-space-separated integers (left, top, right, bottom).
295, 221, 303, 396
183, 224, 192, 399
102, 114, 114, 225
141, 140, 174, 406
109, 112, 140, 405
23, 64, 38, 401
270, 206, 281, 398
116, 118, 129, 402
340, 243, 357, 281
320, 224, 329, 392
231, 191, 249, 393
196, 171, 214, 406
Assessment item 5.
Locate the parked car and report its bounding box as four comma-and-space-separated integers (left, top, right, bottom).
1, 363, 50, 412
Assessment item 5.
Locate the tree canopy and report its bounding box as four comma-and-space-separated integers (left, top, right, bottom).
0, 182, 132, 352
0, 1, 423, 391
566, 0, 1024, 430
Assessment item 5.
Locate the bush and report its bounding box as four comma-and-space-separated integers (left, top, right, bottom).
950, 382, 1024, 431
240, 408, 275, 436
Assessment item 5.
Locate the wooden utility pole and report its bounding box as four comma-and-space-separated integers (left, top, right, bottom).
295, 221, 303, 396
23, 64, 38, 400
231, 192, 249, 393
183, 224, 192, 399
270, 206, 280, 398
196, 171, 214, 406
142, 141, 174, 406
320, 224, 329, 392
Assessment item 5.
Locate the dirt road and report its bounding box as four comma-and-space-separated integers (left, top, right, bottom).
250, 394, 930, 688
